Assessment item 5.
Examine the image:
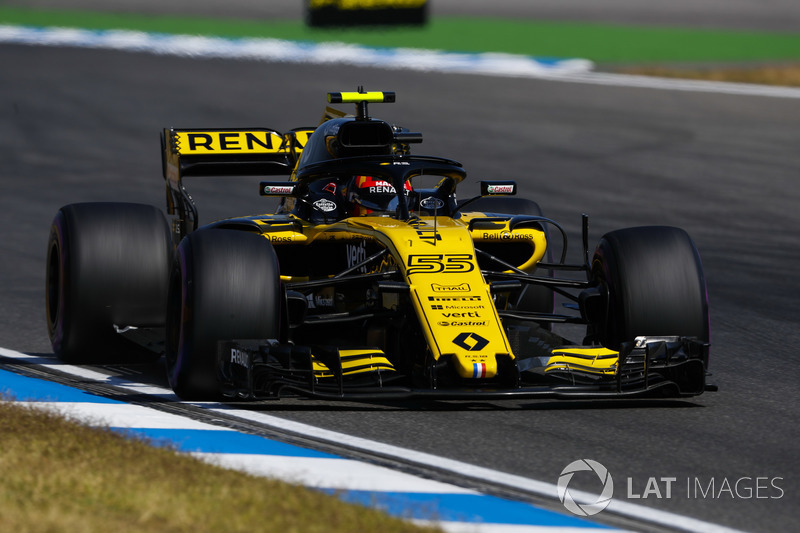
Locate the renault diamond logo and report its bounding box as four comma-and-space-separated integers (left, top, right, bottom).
452, 332, 489, 351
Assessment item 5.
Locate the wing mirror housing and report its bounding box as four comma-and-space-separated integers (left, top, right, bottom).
480, 180, 517, 196
453, 180, 518, 215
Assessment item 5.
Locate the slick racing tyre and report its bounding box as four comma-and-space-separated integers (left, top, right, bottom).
590, 226, 709, 350
46, 203, 171, 363
466, 196, 554, 318
166, 229, 281, 400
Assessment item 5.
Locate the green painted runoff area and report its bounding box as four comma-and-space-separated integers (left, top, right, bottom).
2, 7, 800, 62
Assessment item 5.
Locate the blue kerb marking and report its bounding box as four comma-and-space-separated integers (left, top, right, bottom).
0, 368, 119, 403
324, 490, 611, 528
0, 362, 617, 530
113, 427, 337, 458
0, 368, 334, 457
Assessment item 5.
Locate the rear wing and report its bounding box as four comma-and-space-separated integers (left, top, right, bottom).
161, 127, 314, 241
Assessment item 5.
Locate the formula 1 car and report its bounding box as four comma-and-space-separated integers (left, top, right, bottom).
45, 90, 713, 401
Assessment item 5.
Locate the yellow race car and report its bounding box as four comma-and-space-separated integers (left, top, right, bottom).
46, 90, 713, 401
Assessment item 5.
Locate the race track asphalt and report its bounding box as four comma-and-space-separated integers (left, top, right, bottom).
2, 41, 799, 531
4, 0, 800, 527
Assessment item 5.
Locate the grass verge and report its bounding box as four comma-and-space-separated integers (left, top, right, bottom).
2, 7, 800, 63
0, 400, 438, 533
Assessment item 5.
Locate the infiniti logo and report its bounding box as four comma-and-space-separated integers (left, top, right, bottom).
557, 459, 614, 516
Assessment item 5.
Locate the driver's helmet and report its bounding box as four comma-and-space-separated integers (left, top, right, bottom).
345, 175, 412, 217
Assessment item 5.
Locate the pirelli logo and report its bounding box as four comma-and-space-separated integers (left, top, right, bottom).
428, 295, 481, 302
174, 131, 284, 154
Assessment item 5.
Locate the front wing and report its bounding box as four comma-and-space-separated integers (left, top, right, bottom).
217, 336, 713, 401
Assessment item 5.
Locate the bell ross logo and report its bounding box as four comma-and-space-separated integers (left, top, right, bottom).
557, 459, 614, 516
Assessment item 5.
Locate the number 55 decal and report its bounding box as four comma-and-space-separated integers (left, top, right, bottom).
406, 254, 474, 275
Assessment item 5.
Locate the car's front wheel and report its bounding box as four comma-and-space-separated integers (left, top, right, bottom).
165, 229, 282, 400
588, 226, 709, 350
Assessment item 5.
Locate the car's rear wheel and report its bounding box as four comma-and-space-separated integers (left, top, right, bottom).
46, 202, 171, 362
165, 229, 282, 400
589, 226, 709, 350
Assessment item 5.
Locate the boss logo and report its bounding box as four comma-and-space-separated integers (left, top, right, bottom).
483, 231, 530, 240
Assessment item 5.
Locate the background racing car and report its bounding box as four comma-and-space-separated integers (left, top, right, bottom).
45, 90, 712, 401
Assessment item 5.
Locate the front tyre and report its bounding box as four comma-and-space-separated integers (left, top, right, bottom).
46, 203, 170, 363
590, 226, 709, 350
165, 229, 281, 400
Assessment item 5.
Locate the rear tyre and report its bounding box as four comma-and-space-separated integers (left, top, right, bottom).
465, 197, 554, 318
46, 203, 171, 363
590, 226, 709, 350
165, 229, 281, 400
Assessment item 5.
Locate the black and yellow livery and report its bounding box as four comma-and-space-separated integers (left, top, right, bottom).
46, 90, 714, 401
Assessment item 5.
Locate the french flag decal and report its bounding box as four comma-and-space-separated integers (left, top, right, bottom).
473, 363, 487, 378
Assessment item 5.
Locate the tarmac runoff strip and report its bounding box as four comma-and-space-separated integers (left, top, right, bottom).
0, 349, 618, 533
0, 346, 751, 533
3, 24, 800, 99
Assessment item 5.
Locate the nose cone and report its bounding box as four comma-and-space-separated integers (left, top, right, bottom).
451, 351, 498, 379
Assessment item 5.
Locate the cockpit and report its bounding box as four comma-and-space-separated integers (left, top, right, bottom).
266, 90, 467, 223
